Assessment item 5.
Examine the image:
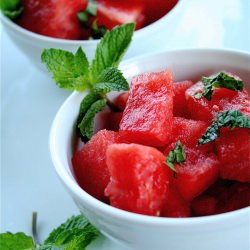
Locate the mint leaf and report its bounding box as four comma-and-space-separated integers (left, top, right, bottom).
198, 110, 250, 145
43, 215, 99, 249
90, 23, 135, 83
41, 47, 90, 91
198, 72, 244, 101
2, 7, 23, 19
0, 232, 35, 250
78, 98, 107, 139
165, 141, 186, 174
0, 0, 23, 19
77, 92, 101, 125
93, 67, 129, 94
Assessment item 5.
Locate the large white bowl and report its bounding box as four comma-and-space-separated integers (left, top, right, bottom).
0, 0, 183, 71
50, 49, 250, 250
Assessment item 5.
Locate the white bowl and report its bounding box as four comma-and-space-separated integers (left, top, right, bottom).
0, 0, 183, 71
50, 49, 250, 250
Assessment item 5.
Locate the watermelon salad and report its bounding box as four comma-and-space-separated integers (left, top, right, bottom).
72, 69, 250, 217
1, 0, 178, 40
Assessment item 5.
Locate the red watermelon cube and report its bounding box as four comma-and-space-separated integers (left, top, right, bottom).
96, 0, 145, 30
105, 143, 169, 216
191, 195, 217, 216
112, 92, 129, 111
165, 147, 219, 201
215, 182, 250, 214
72, 130, 120, 201
215, 128, 250, 182
185, 81, 215, 121
119, 70, 174, 146
173, 80, 193, 118
161, 186, 190, 218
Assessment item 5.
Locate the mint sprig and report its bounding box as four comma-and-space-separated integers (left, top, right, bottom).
195, 72, 244, 101
165, 141, 186, 175
198, 110, 250, 145
0, 214, 99, 250
0, 0, 23, 19
42, 23, 134, 140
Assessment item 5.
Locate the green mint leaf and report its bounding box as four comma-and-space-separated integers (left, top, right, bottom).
93, 67, 129, 94
0, 0, 23, 19
0, 232, 35, 250
198, 110, 250, 145
2, 7, 23, 19
90, 23, 135, 83
41, 47, 90, 91
78, 98, 107, 140
0, 0, 19, 9
77, 92, 101, 126
44, 215, 99, 249
199, 72, 244, 101
165, 141, 186, 174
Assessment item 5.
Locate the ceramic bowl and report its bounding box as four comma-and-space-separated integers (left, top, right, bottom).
0, 0, 183, 71
50, 49, 250, 250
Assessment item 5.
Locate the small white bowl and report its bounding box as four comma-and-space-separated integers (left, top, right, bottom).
50, 49, 250, 250
0, 0, 183, 71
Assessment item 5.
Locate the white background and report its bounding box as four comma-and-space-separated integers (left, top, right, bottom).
1, 0, 249, 249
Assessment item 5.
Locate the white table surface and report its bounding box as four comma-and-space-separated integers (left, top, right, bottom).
1, 0, 249, 249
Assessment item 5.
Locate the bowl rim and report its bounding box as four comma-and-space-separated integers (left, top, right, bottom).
0, 0, 183, 45
50, 48, 250, 227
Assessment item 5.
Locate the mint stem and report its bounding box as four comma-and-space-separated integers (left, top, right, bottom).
32, 212, 41, 247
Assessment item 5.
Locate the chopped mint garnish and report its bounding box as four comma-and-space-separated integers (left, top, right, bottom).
0, 214, 99, 250
42, 23, 134, 140
198, 110, 250, 145
0, 0, 23, 19
195, 72, 244, 101
165, 141, 186, 175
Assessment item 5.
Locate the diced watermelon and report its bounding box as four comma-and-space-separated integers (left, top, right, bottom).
119, 70, 174, 146
105, 143, 169, 216
171, 117, 211, 149
222, 90, 250, 118
161, 186, 190, 218
106, 112, 123, 132
17, 0, 87, 39
112, 92, 129, 111
215, 182, 250, 214
191, 195, 217, 216
192, 180, 250, 215
165, 147, 219, 201
173, 81, 193, 118
185, 82, 215, 121
137, 0, 178, 25
72, 130, 120, 201
185, 79, 250, 122
215, 128, 250, 182
96, 0, 145, 30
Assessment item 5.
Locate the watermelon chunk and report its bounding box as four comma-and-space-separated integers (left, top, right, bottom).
185, 81, 215, 121
96, 0, 145, 30
161, 186, 190, 218
191, 195, 217, 216
215, 128, 250, 182
105, 143, 169, 216
112, 92, 129, 111
215, 182, 250, 214
72, 130, 120, 201
173, 81, 193, 118
165, 147, 219, 201
119, 70, 174, 146
185, 79, 250, 122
